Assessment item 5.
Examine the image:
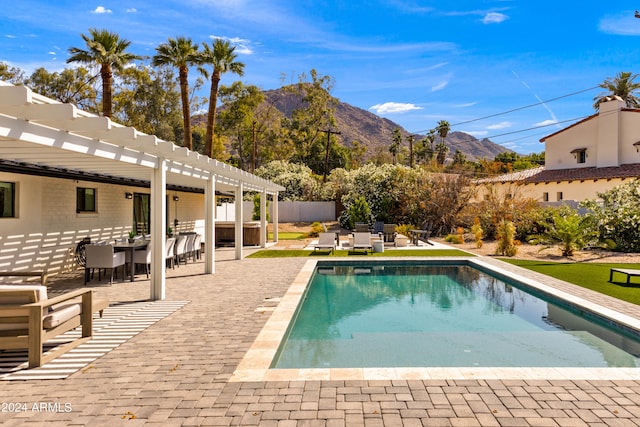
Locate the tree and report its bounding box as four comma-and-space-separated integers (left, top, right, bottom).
406, 134, 415, 167
112, 65, 183, 142
390, 128, 402, 165
200, 39, 245, 158
152, 36, 200, 150
0, 62, 25, 84
283, 69, 347, 174
26, 67, 98, 112
67, 28, 141, 118
593, 71, 640, 110
217, 82, 270, 170
435, 120, 450, 165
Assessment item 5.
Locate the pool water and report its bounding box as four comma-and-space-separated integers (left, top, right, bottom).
271, 262, 640, 369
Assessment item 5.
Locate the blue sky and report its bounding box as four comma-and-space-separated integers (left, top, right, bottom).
2, 1, 640, 154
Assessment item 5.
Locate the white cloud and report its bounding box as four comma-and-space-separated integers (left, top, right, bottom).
91, 6, 112, 14
5, 34, 16, 39
431, 80, 448, 92
126, 8, 137, 13
47, 51, 56, 55
454, 102, 477, 108
486, 121, 513, 130
599, 13, 640, 35
483, 12, 508, 24
533, 119, 558, 127
369, 102, 422, 114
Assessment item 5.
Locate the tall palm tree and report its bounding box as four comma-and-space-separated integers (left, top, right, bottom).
199, 39, 245, 158
593, 71, 640, 111
390, 128, 402, 165
152, 37, 199, 150
435, 120, 450, 165
67, 28, 140, 118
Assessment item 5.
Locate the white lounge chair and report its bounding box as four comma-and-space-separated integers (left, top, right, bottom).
313, 232, 336, 253
352, 232, 373, 253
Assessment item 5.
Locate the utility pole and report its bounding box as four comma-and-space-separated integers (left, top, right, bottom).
320, 128, 341, 182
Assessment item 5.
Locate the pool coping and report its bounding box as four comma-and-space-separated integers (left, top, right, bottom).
230, 256, 640, 382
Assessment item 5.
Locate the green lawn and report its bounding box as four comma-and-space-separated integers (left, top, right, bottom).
248, 249, 472, 258
500, 259, 640, 306
268, 232, 308, 240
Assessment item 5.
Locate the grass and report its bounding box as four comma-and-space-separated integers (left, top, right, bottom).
247, 249, 472, 258
500, 259, 640, 306
268, 232, 308, 240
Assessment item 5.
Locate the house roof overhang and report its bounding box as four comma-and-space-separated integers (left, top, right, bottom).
0, 82, 284, 195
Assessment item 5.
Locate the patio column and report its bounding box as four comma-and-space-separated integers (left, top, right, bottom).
273, 191, 279, 243
260, 189, 267, 247
234, 182, 243, 259
204, 175, 216, 274
150, 157, 167, 301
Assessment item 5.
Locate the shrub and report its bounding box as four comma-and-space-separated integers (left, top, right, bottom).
496, 219, 518, 256
471, 218, 483, 249
251, 194, 270, 221
581, 180, 640, 252
395, 224, 415, 237
307, 221, 325, 237
340, 196, 371, 230
528, 205, 603, 257
444, 233, 464, 244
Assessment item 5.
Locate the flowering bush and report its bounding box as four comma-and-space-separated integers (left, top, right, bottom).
581, 180, 640, 252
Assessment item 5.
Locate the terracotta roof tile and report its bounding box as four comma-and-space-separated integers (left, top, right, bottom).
524, 163, 640, 183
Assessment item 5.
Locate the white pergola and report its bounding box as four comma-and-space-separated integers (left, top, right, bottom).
0, 82, 284, 300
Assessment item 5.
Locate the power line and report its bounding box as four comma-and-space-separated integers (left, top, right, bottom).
411, 85, 600, 135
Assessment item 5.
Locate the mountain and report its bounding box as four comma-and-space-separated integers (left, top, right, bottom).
263, 88, 512, 162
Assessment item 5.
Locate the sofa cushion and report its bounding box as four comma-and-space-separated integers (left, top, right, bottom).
0, 285, 48, 304
43, 303, 82, 329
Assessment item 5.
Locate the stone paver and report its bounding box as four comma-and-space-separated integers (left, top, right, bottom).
0, 250, 639, 426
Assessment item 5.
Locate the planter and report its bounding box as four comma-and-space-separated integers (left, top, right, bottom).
128, 238, 135, 244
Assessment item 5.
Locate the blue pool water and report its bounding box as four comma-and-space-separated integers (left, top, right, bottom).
271, 262, 640, 369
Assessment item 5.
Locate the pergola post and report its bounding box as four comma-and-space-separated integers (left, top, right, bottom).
260, 189, 267, 247
150, 157, 167, 301
204, 175, 216, 274
234, 182, 244, 260
273, 191, 279, 243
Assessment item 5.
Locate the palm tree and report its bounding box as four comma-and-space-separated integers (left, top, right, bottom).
435, 120, 450, 165
152, 37, 200, 150
67, 28, 140, 118
593, 71, 640, 110
199, 39, 245, 158
390, 128, 402, 165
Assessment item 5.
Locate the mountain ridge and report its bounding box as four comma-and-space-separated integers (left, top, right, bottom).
263, 88, 512, 162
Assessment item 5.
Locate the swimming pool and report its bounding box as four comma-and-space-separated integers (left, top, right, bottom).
271, 261, 640, 369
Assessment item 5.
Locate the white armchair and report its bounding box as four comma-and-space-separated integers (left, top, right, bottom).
84, 244, 126, 284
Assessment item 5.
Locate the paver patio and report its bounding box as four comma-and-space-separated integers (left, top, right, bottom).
0, 247, 639, 426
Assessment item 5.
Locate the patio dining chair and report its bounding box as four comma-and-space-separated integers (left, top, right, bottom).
174, 234, 189, 267
165, 237, 176, 269
84, 244, 126, 285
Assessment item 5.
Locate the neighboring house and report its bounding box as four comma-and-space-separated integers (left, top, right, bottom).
475, 96, 640, 203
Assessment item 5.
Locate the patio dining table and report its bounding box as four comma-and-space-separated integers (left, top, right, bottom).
114, 240, 149, 282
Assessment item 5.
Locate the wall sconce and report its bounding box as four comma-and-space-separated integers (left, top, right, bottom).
125, 192, 133, 199
634, 141, 640, 152
173, 195, 180, 201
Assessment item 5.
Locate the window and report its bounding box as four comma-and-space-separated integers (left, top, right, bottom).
0, 182, 16, 218
571, 148, 587, 164
542, 192, 549, 202
557, 192, 563, 201
76, 188, 96, 212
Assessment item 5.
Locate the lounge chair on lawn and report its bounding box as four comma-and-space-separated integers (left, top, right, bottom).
313, 232, 337, 253
352, 232, 373, 253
